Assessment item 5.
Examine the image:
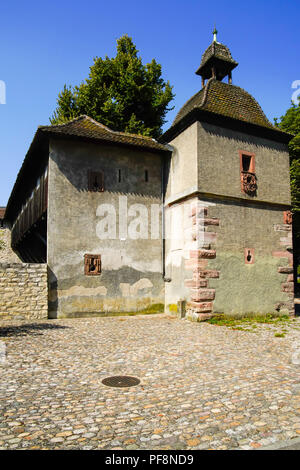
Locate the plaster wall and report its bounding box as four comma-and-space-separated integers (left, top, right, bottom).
47, 139, 165, 318
197, 122, 291, 204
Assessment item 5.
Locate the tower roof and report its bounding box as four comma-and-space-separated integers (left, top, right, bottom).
161, 79, 292, 143
161, 28, 291, 144
173, 79, 274, 128
195, 40, 238, 80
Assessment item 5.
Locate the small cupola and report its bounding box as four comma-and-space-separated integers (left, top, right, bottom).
196, 28, 238, 87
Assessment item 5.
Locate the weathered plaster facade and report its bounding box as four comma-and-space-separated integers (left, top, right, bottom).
164, 121, 293, 318
47, 139, 165, 318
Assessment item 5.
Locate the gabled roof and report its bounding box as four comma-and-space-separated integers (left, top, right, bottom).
5, 116, 170, 222
38, 115, 169, 152
162, 79, 292, 143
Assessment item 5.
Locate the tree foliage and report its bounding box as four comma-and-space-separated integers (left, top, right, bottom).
275, 99, 300, 274
50, 35, 174, 138
275, 100, 300, 210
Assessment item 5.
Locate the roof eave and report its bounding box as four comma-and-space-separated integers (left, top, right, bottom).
42, 129, 171, 154
195, 58, 238, 76
160, 109, 293, 145
5, 129, 48, 222
5, 125, 171, 223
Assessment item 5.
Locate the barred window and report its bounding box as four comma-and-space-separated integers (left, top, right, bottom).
84, 254, 101, 276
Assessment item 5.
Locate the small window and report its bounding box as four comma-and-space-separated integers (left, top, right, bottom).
145, 170, 149, 182
88, 170, 104, 192
84, 254, 101, 275
244, 248, 254, 264
239, 151, 256, 196
283, 210, 292, 225
240, 151, 255, 174
242, 155, 251, 172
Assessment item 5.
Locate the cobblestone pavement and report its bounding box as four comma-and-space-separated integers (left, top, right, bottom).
0, 314, 300, 450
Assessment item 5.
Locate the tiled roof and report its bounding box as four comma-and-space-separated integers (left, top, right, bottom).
195, 41, 238, 78
39, 116, 169, 152
199, 42, 238, 69
0, 207, 5, 219
5, 116, 170, 222
172, 79, 280, 131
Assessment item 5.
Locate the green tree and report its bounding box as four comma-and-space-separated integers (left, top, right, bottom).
50, 35, 174, 138
275, 99, 300, 288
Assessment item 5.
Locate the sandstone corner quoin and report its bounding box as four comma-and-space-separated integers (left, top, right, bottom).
0, 32, 295, 320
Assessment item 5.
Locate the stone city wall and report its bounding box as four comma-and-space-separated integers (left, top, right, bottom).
0, 263, 48, 320
0, 226, 21, 263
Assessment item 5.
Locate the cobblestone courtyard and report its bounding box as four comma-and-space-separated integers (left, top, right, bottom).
0, 314, 300, 450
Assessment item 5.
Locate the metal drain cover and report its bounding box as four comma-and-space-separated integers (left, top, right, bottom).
102, 375, 140, 388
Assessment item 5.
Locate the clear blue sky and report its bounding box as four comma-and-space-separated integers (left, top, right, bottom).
0, 0, 299, 205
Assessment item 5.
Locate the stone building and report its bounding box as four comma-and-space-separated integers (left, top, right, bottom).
2, 32, 294, 319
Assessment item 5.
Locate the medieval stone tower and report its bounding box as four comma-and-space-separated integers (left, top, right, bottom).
161, 29, 293, 320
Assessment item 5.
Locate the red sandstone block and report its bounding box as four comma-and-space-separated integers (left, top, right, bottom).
196, 313, 213, 321
278, 266, 293, 274
282, 283, 294, 293
287, 274, 294, 282
199, 232, 217, 244
192, 217, 219, 227
184, 279, 208, 288
190, 249, 216, 259
187, 301, 213, 313
193, 271, 207, 281
272, 251, 293, 266
191, 216, 205, 226
203, 270, 220, 278
191, 289, 215, 302
185, 259, 208, 270
190, 206, 207, 217
192, 265, 210, 273
274, 224, 291, 232
204, 218, 219, 226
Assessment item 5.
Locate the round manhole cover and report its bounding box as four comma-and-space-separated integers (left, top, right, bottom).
102, 376, 140, 388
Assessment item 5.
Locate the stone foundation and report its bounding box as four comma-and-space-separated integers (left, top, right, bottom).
0, 263, 48, 320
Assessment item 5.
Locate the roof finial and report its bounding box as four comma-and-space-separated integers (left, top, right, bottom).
213, 25, 218, 43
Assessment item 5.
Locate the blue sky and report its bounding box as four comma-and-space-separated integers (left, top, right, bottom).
0, 0, 299, 205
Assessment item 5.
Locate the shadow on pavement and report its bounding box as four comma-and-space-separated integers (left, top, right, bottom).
0, 323, 69, 337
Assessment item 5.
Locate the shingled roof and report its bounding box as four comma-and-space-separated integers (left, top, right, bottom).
162, 78, 291, 143
196, 42, 238, 78
5, 116, 170, 222
38, 115, 169, 152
